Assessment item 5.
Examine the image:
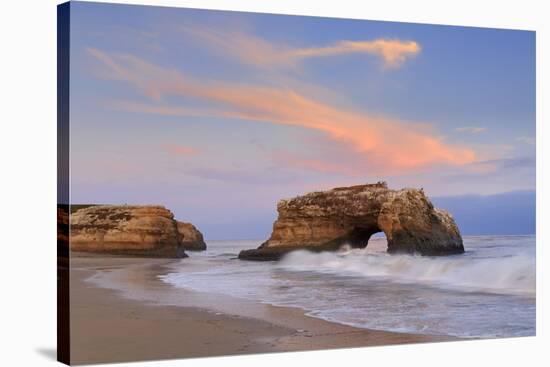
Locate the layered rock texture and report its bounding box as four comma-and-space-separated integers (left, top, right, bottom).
70, 205, 206, 257
239, 182, 463, 260
176, 221, 207, 251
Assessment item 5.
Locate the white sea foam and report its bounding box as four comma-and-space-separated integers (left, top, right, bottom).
159, 236, 536, 338
278, 248, 535, 297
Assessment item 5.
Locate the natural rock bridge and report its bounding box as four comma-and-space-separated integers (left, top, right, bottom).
239, 182, 464, 261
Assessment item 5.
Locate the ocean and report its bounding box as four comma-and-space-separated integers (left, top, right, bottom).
159, 235, 535, 338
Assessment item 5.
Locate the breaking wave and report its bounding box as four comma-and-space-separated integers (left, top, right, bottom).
278, 246, 535, 297
159, 236, 535, 337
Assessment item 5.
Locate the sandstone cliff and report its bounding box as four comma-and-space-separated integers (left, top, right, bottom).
176, 221, 207, 251
70, 205, 206, 257
239, 182, 463, 260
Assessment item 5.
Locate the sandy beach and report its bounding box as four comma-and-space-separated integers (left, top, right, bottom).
68, 255, 455, 365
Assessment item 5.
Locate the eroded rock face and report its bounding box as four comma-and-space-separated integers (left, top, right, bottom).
70, 205, 205, 257
176, 221, 207, 251
239, 182, 463, 260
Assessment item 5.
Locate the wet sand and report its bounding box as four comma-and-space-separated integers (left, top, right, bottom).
69, 255, 456, 365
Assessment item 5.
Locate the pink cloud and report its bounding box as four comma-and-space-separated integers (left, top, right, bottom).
179, 26, 420, 69
289, 39, 421, 68
88, 48, 476, 175
273, 151, 353, 175
164, 144, 198, 156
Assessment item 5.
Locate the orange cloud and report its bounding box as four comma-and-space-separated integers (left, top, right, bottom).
164, 144, 198, 156
290, 39, 421, 68
88, 48, 476, 174
273, 151, 357, 176
179, 26, 420, 69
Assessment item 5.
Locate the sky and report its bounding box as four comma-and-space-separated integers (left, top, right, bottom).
68, 2, 536, 239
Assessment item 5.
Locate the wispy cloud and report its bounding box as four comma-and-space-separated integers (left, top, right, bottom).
111, 100, 208, 117
180, 25, 420, 69
516, 136, 535, 145
290, 39, 421, 68
455, 126, 487, 134
88, 48, 476, 175
164, 144, 199, 156
441, 156, 536, 182
273, 150, 352, 176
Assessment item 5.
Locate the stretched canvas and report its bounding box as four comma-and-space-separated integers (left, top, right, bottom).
57, 1, 536, 365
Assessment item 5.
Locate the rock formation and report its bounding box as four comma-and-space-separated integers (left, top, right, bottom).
70, 205, 206, 257
176, 221, 207, 251
239, 182, 463, 260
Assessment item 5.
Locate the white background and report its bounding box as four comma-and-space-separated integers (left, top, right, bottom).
0, 0, 547, 366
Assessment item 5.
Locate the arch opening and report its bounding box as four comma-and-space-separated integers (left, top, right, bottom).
346, 226, 386, 249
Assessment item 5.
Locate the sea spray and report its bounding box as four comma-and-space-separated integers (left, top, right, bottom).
278, 248, 535, 297
159, 236, 535, 338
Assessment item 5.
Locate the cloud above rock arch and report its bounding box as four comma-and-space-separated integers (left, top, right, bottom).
87, 47, 476, 175
179, 25, 421, 69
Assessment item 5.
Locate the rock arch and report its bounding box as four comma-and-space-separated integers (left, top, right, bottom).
346, 226, 382, 249
238, 182, 464, 261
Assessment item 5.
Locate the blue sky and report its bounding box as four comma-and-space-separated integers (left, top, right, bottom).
68, 2, 536, 238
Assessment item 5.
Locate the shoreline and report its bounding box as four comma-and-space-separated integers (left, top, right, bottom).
69, 255, 457, 365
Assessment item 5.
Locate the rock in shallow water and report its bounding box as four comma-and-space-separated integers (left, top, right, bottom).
70, 205, 206, 257
176, 221, 207, 251
239, 182, 463, 261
